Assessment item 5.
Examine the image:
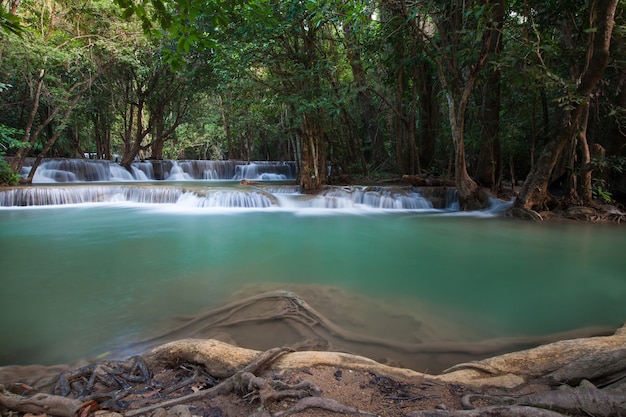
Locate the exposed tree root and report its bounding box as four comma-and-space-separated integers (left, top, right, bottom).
252, 397, 380, 417
1, 293, 625, 417
1, 346, 379, 417
440, 324, 626, 387
123, 290, 616, 364
54, 356, 151, 397
460, 379, 626, 417
506, 207, 543, 220
126, 347, 296, 416
0, 385, 83, 417
404, 406, 568, 417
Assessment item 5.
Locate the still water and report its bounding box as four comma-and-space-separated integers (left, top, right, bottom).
1, 201, 625, 368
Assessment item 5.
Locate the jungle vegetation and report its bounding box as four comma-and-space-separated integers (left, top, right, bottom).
0, 0, 625, 211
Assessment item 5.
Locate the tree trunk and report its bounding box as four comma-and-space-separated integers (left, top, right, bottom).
93, 114, 111, 160
120, 100, 151, 168
150, 107, 165, 160
299, 113, 327, 194
513, 0, 618, 212
11, 69, 45, 173
446, 91, 479, 201
475, 0, 504, 190
417, 61, 439, 171
343, 23, 384, 169
218, 94, 232, 159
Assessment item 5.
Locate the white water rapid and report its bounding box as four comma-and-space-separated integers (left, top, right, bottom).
0, 184, 465, 211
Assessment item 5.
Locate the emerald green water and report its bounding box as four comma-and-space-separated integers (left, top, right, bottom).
1, 205, 625, 366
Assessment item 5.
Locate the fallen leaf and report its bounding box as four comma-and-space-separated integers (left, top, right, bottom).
77, 400, 100, 417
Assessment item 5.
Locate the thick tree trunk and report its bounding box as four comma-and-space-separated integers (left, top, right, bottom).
446, 92, 479, 202
513, 0, 618, 212
120, 101, 151, 168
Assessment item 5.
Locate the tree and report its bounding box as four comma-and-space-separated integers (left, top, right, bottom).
474, 0, 505, 191
1, 0, 114, 181
383, 0, 500, 208
513, 0, 619, 213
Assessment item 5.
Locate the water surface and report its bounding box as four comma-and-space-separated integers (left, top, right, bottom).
1, 203, 624, 368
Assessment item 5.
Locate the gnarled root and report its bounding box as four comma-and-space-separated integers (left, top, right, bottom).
0, 384, 83, 417
253, 397, 380, 417
404, 406, 568, 417
55, 356, 151, 398
460, 379, 626, 417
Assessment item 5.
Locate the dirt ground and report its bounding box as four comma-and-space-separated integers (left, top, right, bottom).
61, 360, 545, 417
127, 364, 461, 417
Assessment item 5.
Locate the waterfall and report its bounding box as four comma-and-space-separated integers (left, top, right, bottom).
0, 184, 445, 211
32, 159, 112, 182
4, 159, 461, 211
165, 161, 194, 181
233, 162, 294, 180
301, 187, 434, 210
0, 186, 279, 208
23, 158, 298, 183
445, 188, 460, 210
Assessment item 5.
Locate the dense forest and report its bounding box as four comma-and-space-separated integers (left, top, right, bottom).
0, 0, 625, 212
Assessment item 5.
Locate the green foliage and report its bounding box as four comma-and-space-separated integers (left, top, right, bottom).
0, 9, 23, 36
592, 155, 626, 174
1, 0, 625, 192
592, 179, 614, 203
0, 158, 20, 185
0, 124, 25, 185
0, 125, 26, 153
589, 155, 625, 204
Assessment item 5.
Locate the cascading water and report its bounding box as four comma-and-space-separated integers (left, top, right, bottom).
2, 158, 623, 372
21, 158, 298, 183
10, 158, 467, 211
0, 184, 458, 210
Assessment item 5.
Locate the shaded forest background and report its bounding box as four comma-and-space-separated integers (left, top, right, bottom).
0, 0, 625, 211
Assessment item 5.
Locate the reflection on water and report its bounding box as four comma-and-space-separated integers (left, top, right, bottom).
0, 204, 625, 368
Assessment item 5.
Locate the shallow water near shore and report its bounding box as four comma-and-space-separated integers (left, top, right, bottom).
1, 202, 625, 370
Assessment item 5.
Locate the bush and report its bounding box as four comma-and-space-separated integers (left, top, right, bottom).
0, 158, 20, 186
